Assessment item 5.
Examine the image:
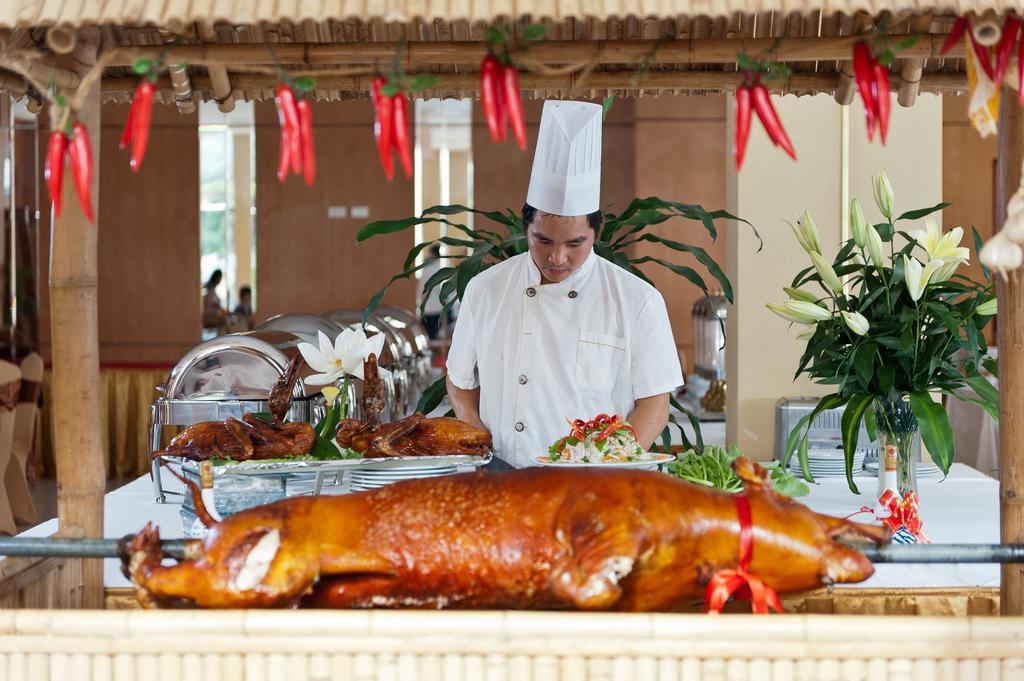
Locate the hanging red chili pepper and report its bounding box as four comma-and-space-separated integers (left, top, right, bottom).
502, 64, 527, 150
276, 85, 302, 177
940, 17, 969, 56
967, 28, 996, 81
480, 54, 504, 143
45, 131, 68, 218
371, 76, 395, 181
119, 102, 134, 152
392, 93, 414, 180
128, 80, 156, 172
994, 16, 1021, 86
297, 99, 316, 187
734, 84, 752, 171
750, 81, 796, 160
873, 61, 891, 144
67, 122, 94, 223
274, 89, 294, 184
852, 41, 878, 142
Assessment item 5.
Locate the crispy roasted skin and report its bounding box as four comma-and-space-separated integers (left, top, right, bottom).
154, 355, 315, 462
126, 460, 888, 610
335, 354, 492, 457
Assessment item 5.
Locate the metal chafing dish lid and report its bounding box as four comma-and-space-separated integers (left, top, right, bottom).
254, 313, 348, 345
325, 308, 408, 365
376, 305, 431, 355
163, 330, 321, 401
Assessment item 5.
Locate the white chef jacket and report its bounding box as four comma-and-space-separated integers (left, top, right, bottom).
446, 250, 683, 468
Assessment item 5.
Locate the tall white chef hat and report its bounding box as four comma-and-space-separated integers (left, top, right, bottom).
526, 100, 603, 216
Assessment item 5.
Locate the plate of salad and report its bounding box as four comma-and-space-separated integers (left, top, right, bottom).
537, 414, 672, 469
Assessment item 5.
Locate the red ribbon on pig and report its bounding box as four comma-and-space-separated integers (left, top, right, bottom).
704, 494, 784, 615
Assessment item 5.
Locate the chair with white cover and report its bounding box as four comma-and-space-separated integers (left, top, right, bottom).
0, 359, 20, 534
6, 353, 40, 525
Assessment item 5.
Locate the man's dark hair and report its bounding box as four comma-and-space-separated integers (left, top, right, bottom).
239, 285, 252, 298
522, 202, 603, 236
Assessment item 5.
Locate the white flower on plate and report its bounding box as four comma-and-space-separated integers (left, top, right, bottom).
297, 328, 386, 385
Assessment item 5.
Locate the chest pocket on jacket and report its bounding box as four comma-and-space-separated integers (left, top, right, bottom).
575, 332, 627, 392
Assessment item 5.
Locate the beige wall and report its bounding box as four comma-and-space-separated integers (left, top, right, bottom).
38, 102, 201, 365
726, 93, 943, 457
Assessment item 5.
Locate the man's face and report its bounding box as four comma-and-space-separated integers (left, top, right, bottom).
526, 212, 595, 284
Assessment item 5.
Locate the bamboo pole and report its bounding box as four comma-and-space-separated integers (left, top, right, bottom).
103, 36, 965, 68
996, 88, 1024, 617
49, 38, 104, 609
100, 70, 966, 99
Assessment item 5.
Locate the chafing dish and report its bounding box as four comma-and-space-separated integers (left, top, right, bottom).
148, 330, 349, 502
375, 305, 435, 409
254, 313, 348, 345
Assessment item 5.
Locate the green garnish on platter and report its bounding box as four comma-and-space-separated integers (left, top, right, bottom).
666, 444, 810, 497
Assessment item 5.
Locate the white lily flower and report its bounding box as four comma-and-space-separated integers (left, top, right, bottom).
297, 328, 386, 385
930, 258, 963, 284
842, 311, 870, 336
809, 250, 844, 294
850, 198, 868, 248
767, 301, 832, 324
783, 286, 820, 303
977, 298, 998, 316
865, 224, 885, 268
872, 172, 895, 221
903, 256, 944, 302
906, 221, 971, 263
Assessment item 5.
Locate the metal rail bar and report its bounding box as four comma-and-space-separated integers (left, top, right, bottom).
1, 538, 1023, 565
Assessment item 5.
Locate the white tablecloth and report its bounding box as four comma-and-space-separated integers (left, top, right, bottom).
15, 462, 998, 590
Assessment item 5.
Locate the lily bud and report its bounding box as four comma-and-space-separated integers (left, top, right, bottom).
787, 217, 820, 256
977, 298, 998, 316
321, 386, 340, 407
850, 198, 867, 248
865, 224, 885, 268
767, 301, 832, 324
873, 172, 895, 221
809, 250, 844, 295
930, 257, 964, 284
783, 286, 820, 303
841, 311, 870, 336
796, 325, 817, 341
799, 210, 822, 255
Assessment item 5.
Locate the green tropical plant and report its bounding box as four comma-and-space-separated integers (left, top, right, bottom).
356, 197, 760, 451
772, 172, 997, 493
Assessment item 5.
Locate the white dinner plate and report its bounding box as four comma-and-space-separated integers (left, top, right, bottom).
534, 453, 674, 469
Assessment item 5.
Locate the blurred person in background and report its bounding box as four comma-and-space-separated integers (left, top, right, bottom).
201, 269, 227, 336
232, 285, 253, 331
417, 244, 449, 339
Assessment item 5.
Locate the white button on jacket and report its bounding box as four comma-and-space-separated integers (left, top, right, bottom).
446, 250, 683, 468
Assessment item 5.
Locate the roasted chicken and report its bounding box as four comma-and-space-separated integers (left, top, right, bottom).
154, 355, 315, 462
124, 458, 888, 610
335, 354, 491, 457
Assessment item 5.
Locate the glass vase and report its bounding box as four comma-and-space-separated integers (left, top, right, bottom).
872, 393, 921, 498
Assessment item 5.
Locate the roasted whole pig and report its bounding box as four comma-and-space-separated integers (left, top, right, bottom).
154, 355, 315, 462
124, 458, 888, 610
335, 354, 491, 457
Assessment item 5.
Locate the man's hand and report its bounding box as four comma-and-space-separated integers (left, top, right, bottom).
627, 393, 671, 451
446, 376, 489, 433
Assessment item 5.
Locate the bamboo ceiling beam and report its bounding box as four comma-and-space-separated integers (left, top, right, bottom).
103, 36, 967, 69
102, 70, 966, 98
167, 62, 196, 114
897, 15, 934, 107
197, 21, 235, 114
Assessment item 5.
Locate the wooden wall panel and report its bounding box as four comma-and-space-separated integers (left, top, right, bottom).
942, 94, 998, 343
253, 100, 415, 321
38, 102, 200, 365
633, 96, 728, 375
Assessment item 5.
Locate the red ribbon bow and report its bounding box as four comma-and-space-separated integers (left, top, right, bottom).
704, 494, 784, 615
877, 489, 930, 543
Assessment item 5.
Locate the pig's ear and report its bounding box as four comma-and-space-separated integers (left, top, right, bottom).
733, 456, 771, 488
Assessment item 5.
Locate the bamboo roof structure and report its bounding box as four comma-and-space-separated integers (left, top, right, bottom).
0, 2, 1009, 106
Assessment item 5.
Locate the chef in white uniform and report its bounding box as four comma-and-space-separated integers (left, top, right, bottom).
446, 100, 683, 468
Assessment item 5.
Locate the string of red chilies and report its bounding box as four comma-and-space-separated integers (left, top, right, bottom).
275, 84, 316, 187
371, 76, 414, 182
852, 42, 891, 144
941, 15, 1023, 100
480, 53, 527, 150
45, 117, 94, 223
733, 73, 797, 171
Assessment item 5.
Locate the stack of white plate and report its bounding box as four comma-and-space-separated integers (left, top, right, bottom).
788, 448, 866, 477
864, 460, 943, 479
349, 465, 459, 492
